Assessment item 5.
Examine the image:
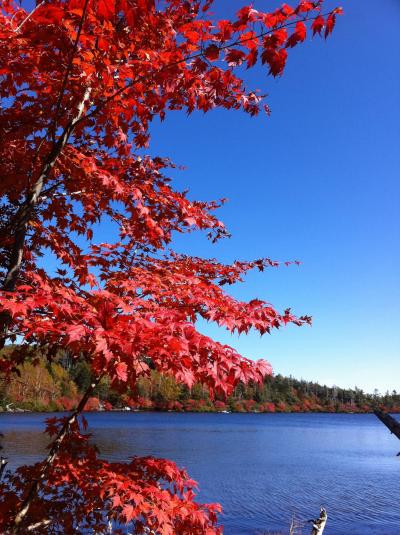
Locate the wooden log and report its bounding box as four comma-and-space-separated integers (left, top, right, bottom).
0, 457, 7, 481
374, 409, 400, 442
310, 507, 328, 535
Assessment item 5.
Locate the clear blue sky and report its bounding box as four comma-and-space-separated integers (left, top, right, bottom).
145, 0, 400, 393
28, 0, 399, 393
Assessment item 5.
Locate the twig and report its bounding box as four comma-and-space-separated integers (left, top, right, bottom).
51, 0, 91, 140
26, 519, 51, 531
14, 0, 45, 33
79, 10, 337, 125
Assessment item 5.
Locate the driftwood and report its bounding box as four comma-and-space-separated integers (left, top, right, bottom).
309, 507, 328, 535
0, 457, 7, 480
288, 515, 302, 535
374, 409, 400, 442
374, 409, 400, 456
288, 508, 328, 535
0, 433, 6, 481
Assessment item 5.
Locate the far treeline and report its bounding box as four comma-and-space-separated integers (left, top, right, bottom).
1, 347, 399, 413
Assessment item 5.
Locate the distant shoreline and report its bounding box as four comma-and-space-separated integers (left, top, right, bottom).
3, 354, 399, 415
2, 407, 399, 415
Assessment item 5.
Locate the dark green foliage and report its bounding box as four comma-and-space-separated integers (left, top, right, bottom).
70, 360, 92, 392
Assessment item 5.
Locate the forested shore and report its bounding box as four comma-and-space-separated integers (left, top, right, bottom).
1, 348, 398, 413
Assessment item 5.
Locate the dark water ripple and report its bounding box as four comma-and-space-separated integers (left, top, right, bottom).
1, 412, 399, 534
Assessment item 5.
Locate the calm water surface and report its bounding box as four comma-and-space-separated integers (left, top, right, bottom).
1, 412, 399, 534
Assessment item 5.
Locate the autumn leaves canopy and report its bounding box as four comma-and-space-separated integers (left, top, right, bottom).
0, 0, 339, 532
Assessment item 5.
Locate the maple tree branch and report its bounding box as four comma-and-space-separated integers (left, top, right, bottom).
2, 87, 91, 292
14, 0, 45, 33
51, 0, 91, 140
39, 179, 64, 199
26, 519, 51, 531
11, 374, 103, 534
81, 10, 335, 124
28, 136, 46, 183
0, 3, 90, 308
0, 87, 91, 348
1, 5, 92, 347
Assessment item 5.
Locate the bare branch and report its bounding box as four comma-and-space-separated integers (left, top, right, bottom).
14, 0, 45, 33
26, 519, 51, 531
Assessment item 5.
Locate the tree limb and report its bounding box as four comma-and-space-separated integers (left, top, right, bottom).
51, 0, 91, 140
14, 0, 46, 33
79, 11, 335, 125
0, 87, 91, 347
26, 519, 51, 531
11, 375, 102, 533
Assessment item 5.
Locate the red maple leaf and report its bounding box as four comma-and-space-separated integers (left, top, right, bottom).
0, 0, 341, 530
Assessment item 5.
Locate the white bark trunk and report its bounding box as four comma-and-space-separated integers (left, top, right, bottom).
311, 507, 328, 535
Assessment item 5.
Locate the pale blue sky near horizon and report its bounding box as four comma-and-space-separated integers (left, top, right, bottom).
145, 0, 400, 393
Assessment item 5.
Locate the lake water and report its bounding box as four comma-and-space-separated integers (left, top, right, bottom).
1, 412, 399, 534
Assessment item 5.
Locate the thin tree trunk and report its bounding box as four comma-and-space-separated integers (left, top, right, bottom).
0, 87, 93, 532
3, 9, 94, 533
0, 87, 91, 347
11, 376, 100, 533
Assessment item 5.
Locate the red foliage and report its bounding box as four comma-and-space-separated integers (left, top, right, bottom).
103, 400, 113, 411
166, 400, 184, 411
83, 396, 100, 411
0, 0, 341, 531
0, 420, 222, 534
124, 397, 139, 409
137, 397, 154, 410
233, 401, 246, 413
56, 396, 77, 411
261, 402, 276, 413
214, 400, 228, 411
276, 401, 288, 413
183, 399, 202, 412
242, 399, 256, 411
